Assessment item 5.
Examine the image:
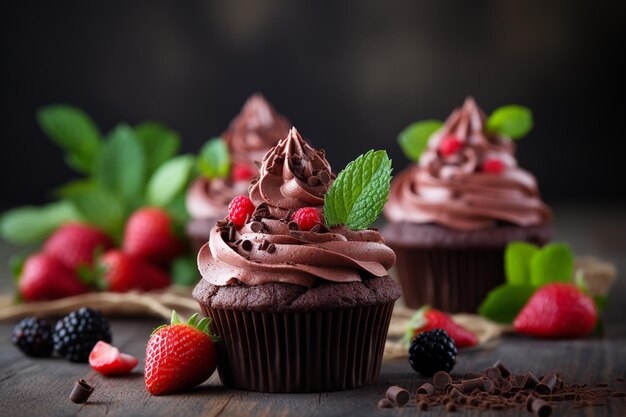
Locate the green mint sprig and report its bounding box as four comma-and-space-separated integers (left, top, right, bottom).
479, 242, 575, 323
324, 150, 392, 230
196, 137, 231, 180
397, 120, 442, 162
486, 105, 533, 140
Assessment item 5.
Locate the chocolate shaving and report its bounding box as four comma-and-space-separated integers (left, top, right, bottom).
266, 243, 276, 254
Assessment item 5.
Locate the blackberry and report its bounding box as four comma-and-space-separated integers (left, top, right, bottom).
53, 307, 112, 362
12, 317, 54, 357
408, 328, 457, 377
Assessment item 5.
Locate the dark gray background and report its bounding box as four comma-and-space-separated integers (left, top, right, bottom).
2, 0, 625, 208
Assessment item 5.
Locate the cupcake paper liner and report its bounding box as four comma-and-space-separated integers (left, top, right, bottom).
392, 246, 505, 313
200, 301, 395, 393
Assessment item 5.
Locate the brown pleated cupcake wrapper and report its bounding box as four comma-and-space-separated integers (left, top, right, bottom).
200, 301, 395, 392
392, 246, 505, 313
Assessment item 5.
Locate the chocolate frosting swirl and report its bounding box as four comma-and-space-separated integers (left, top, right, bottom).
249, 127, 334, 218
223, 93, 291, 166
385, 97, 552, 231
198, 127, 396, 288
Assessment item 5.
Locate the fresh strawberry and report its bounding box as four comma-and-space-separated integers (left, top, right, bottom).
43, 223, 113, 271
89, 341, 138, 376
145, 311, 218, 395
231, 162, 255, 182
228, 195, 255, 227
100, 250, 171, 293
17, 253, 89, 301
404, 306, 478, 348
123, 207, 184, 266
292, 207, 322, 231
513, 283, 597, 338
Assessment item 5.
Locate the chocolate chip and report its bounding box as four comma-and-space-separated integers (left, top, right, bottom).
228, 227, 236, 242
288, 221, 299, 231
241, 240, 253, 251
318, 170, 331, 184
69, 379, 94, 404
220, 230, 230, 241
250, 221, 264, 233
385, 386, 409, 406
417, 383, 435, 395
377, 398, 393, 409
493, 360, 511, 378
266, 243, 276, 254
307, 176, 320, 186
433, 371, 452, 390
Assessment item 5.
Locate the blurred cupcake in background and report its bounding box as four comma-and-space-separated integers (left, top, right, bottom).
186, 94, 291, 251
383, 97, 552, 312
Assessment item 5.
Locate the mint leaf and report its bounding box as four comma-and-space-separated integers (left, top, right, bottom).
36, 105, 101, 173
146, 155, 195, 207
324, 150, 392, 230
398, 120, 442, 161
478, 284, 535, 324
135, 122, 181, 175
505, 241, 539, 285
197, 138, 231, 179
171, 256, 200, 287
95, 124, 147, 204
529, 243, 574, 286
0, 201, 82, 245
67, 185, 125, 239
486, 105, 533, 140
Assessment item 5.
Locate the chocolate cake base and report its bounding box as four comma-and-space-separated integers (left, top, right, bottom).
383, 222, 552, 313
193, 277, 400, 392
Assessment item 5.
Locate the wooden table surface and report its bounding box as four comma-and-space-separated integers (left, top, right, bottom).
1, 205, 625, 417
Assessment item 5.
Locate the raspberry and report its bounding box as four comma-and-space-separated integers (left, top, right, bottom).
408, 329, 457, 377
292, 207, 322, 231
232, 163, 255, 182
439, 135, 463, 156
482, 158, 505, 174
228, 196, 255, 227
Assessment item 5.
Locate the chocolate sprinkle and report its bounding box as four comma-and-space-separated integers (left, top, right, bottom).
69, 379, 94, 404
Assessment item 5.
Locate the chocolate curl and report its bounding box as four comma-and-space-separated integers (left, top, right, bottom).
386, 386, 409, 406
524, 372, 540, 389
433, 371, 452, 390
536, 372, 557, 395
377, 398, 393, 409
493, 360, 511, 378
461, 377, 487, 394
417, 383, 435, 395
69, 379, 94, 404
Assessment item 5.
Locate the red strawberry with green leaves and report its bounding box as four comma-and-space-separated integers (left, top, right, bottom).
145, 311, 219, 395
43, 223, 113, 271
16, 253, 89, 301
100, 250, 171, 292
513, 283, 597, 338
89, 341, 138, 376
404, 306, 478, 348
123, 207, 184, 266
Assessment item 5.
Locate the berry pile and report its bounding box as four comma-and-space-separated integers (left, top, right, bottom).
12, 308, 112, 363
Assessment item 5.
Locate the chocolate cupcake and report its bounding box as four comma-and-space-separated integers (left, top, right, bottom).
186, 94, 291, 251
383, 97, 552, 312
193, 128, 400, 392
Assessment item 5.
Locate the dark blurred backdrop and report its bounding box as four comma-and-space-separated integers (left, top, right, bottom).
2, 0, 625, 209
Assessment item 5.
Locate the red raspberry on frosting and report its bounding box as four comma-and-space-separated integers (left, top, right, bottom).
438, 135, 463, 156
228, 196, 255, 227
292, 207, 322, 231
482, 158, 505, 174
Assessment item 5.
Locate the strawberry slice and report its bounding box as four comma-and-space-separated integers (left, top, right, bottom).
89, 341, 138, 376
404, 306, 478, 348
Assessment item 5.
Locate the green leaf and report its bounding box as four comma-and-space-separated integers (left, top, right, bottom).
324, 150, 392, 230
478, 284, 536, 324
171, 310, 181, 325
67, 185, 125, 239
95, 124, 147, 204
171, 256, 200, 287
486, 105, 533, 140
397, 120, 442, 161
146, 155, 195, 207
0, 201, 82, 245
196, 138, 231, 179
505, 241, 539, 285
55, 179, 98, 198
36, 105, 101, 173
529, 243, 574, 287
187, 313, 199, 326
10, 255, 26, 281
135, 122, 181, 175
